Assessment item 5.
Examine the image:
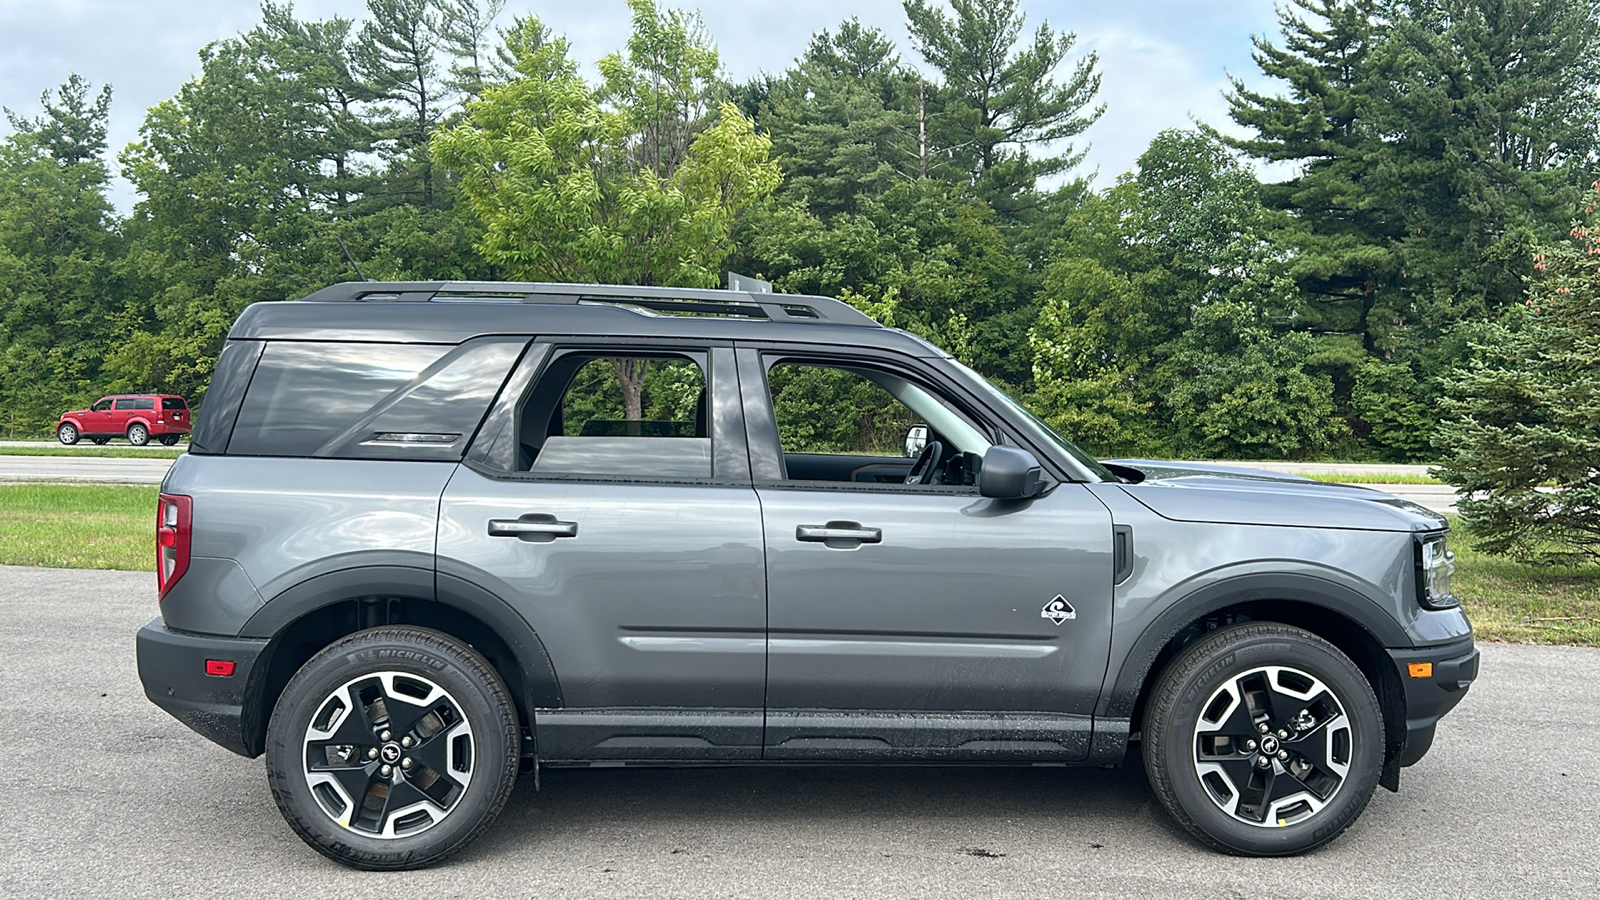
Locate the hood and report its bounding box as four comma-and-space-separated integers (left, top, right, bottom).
62, 409, 88, 417
1102, 458, 1447, 533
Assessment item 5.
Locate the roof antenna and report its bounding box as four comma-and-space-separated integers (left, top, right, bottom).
336, 236, 375, 282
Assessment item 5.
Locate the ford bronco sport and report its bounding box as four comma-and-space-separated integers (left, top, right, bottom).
137, 281, 1478, 869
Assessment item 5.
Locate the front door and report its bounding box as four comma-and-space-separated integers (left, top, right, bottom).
439, 344, 767, 760
739, 348, 1115, 761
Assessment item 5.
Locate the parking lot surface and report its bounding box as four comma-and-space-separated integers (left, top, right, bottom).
2, 565, 1594, 898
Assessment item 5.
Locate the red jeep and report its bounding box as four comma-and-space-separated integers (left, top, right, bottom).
57, 394, 191, 446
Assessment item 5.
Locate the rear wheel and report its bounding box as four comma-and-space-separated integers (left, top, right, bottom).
126, 423, 149, 446
158, 434, 180, 446
265, 627, 520, 870
90, 437, 109, 445
57, 423, 79, 445
1143, 622, 1382, 855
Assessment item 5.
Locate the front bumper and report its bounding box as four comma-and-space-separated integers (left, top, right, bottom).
137, 618, 267, 757
1387, 637, 1479, 766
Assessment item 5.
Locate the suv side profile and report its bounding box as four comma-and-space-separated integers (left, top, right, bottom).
137, 282, 1478, 869
57, 394, 190, 446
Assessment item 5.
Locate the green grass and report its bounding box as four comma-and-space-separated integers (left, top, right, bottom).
0, 445, 184, 458
0, 484, 158, 571
1301, 472, 1445, 485
0, 485, 1594, 646
1451, 524, 1600, 646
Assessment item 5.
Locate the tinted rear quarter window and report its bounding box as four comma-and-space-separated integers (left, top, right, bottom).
162, 398, 187, 410
228, 339, 526, 459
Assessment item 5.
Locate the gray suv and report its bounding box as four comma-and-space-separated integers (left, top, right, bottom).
137, 281, 1478, 869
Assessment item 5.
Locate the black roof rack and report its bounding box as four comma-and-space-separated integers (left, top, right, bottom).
295, 281, 881, 328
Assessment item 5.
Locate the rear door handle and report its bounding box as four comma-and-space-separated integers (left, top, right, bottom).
796, 523, 882, 544
488, 516, 578, 540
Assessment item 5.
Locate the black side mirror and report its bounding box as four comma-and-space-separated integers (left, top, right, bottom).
979, 445, 1047, 499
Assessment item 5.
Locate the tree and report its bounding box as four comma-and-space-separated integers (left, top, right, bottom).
1028, 131, 1337, 458
1434, 184, 1600, 561
902, 0, 1102, 213
433, 4, 781, 416
436, 0, 508, 99
355, 0, 445, 203
0, 76, 122, 435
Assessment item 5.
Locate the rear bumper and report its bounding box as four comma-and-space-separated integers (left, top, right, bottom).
1387, 637, 1479, 766
137, 618, 267, 757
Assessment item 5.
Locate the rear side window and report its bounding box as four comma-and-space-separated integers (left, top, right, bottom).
227, 338, 526, 459
162, 398, 187, 410
519, 353, 711, 479
115, 397, 155, 411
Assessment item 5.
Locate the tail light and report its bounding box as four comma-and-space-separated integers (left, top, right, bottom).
157, 493, 192, 600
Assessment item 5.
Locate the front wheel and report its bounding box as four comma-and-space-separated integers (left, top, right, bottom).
57, 423, 79, 445
265, 627, 520, 869
126, 423, 149, 446
1143, 622, 1383, 855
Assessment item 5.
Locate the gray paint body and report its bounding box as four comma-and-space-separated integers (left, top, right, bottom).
150, 284, 1473, 767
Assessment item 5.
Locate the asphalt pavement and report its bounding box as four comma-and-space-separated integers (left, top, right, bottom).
1, 565, 1594, 899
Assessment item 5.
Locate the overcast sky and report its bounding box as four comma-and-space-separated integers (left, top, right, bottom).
0, 0, 1288, 211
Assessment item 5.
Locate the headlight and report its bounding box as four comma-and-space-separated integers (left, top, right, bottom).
1417, 535, 1458, 610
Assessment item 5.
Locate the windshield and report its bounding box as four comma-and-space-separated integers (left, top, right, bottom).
947, 359, 1115, 482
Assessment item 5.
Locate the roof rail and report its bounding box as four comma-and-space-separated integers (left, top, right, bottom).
294, 281, 881, 328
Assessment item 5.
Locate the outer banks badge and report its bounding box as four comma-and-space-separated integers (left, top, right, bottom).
1041, 594, 1076, 625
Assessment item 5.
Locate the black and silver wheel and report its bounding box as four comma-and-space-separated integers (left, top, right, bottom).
158, 434, 180, 446
265, 627, 520, 869
57, 422, 79, 445
126, 423, 149, 445
1143, 623, 1383, 855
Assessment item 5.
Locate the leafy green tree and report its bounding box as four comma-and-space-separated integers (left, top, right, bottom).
434, 3, 780, 415
902, 0, 1102, 213
0, 76, 123, 435
1435, 185, 1600, 561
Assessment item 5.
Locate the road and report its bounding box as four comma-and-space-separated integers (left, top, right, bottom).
1, 565, 1594, 899
0, 449, 1461, 513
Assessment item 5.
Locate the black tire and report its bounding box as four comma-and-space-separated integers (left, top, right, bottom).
158, 434, 180, 446
90, 437, 108, 445
1142, 622, 1383, 856
265, 626, 520, 870
57, 423, 79, 445
126, 423, 149, 446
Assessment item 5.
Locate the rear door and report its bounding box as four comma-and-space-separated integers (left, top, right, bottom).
739, 347, 1115, 761
439, 342, 768, 760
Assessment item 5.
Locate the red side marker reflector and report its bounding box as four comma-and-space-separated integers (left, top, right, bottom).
205, 660, 236, 677
1408, 662, 1433, 679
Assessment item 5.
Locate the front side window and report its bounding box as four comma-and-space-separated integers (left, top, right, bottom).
517, 352, 711, 479
92, 399, 112, 412
764, 359, 991, 487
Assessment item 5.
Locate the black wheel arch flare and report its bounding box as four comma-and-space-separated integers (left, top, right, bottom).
1107, 573, 1412, 786
237, 566, 562, 757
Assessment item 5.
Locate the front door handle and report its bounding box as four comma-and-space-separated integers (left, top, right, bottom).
796, 522, 882, 545
489, 515, 578, 540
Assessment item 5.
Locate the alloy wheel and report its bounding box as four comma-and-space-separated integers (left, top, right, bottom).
301, 671, 475, 839
1190, 664, 1352, 828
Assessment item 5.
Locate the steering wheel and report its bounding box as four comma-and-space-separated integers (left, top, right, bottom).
904, 439, 944, 485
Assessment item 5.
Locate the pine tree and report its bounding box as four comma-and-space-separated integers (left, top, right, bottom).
901, 0, 1102, 215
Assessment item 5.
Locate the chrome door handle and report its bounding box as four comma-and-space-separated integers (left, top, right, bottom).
796, 523, 882, 544
488, 517, 578, 539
